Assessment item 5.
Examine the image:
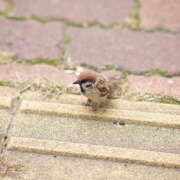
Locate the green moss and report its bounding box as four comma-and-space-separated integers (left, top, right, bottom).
126, 0, 141, 30
6, 15, 30, 21
0, 81, 12, 86
5, 0, 14, 15
139, 93, 180, 105
31, 16, 51, 23
143, 69, 170, 77
80, 63, 88, 67
101, 65, 117, 71
146, 26, 171, 33
0, 0, 14, 16
58, 36, 71, 61
54, 83, 65, 90
26, 59, 63, 66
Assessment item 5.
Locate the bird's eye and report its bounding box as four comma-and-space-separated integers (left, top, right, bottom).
86, 84, 92, 88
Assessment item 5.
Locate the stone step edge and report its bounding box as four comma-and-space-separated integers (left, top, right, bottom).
59, 94, 180, 115
0, 96, 12, 109
7, 136, 180, 169
20, 100, 180, 129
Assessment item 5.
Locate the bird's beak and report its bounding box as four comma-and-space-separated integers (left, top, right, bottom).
73, 80, 81, 84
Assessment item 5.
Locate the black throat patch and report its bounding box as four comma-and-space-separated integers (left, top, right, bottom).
79, 79, 93, 93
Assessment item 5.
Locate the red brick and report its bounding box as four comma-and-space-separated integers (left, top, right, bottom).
0, 63, 76, 85
0, 0, 6, 11
0, 17, 64, 59
140, 0, 180, 31
67, 28, 180, 73
12, 0, 134, 24
128, 75, 180, 98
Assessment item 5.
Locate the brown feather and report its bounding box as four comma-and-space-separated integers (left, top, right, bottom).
95, 76, 110, 97
78, 71, 97, 83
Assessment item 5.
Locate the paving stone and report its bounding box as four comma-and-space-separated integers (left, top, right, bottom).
9, 112, 180, 154
0, 86, 18, 97
67, 28, 180, 73
56, 94, 180, 115
12, 0, 134, 24
0, 94, 12, 139
7, 137, 180, 168
0, 110, 11, 135
0, 63, 76, 85
19, 100, 180, 128
140, 0, 180, 31
128, 75, 180, 98
3, 151, 180, 180
0, 96, 12, 109
0, 17, 65, 59
0, 0, 6, 11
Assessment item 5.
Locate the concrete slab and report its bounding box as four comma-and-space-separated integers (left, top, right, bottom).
9, 112, 180, 154
0, 17, 65, 59
2, 151, 180, 180
0, 96, 12, 109
0, 87, 18, 97
12, 0, 134, 24
57, 94, 180, 115
0, 96, 12, 135
67, 28, 180, 73
140, 0, 180, 31
0, 110, 11, 152
7, 137, 180, 168
19, 100, 180, 128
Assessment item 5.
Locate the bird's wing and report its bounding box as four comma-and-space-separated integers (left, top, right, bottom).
95, 75, 110, 97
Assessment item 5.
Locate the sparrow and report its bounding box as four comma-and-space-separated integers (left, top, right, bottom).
73, 70, 112, 110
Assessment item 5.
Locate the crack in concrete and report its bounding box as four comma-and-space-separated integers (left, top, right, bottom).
1, 96, 22, 154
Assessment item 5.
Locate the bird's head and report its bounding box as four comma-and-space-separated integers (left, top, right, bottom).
73, 71, 97, 93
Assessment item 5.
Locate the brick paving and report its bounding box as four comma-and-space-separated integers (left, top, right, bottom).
12, 0, 134, 24
0, 63, 76, 85
67, 28, 180, 73
140, 0, 180, 31
0, 17, 65, 59
128, 75, 180, 97
0, 0, 6, 11
0, 0, 180, 179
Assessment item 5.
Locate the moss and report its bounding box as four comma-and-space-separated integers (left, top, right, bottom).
138, 93, 180, 105
101, 65, 117, 71
54, 83, 65, 90
58, 36, 71, 61
6, 15, 30, 21
126, 0, 141, 30
142, 69, 180, 78
146, 26, 171, 33
26, 59, 63, 66
143, 69, 170, 77
0, 81, 12, 86
5, 0, 14, 15
0, 0, 14, 16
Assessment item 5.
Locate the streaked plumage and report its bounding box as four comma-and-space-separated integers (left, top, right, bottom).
73, 70, 111, 110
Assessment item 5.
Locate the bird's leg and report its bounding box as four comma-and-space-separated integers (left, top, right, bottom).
91, 102, 102, 111
85, 98, 92, 106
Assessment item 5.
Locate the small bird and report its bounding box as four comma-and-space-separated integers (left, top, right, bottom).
73, 70, 112, 110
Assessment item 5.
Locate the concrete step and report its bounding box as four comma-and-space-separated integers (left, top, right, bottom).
7, 136, 180, 169
58, 94, 180, 115
9, 111, 180, 154
20, 99, 180, 128
4, 150, 180, 180
2, 94, 180, 179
